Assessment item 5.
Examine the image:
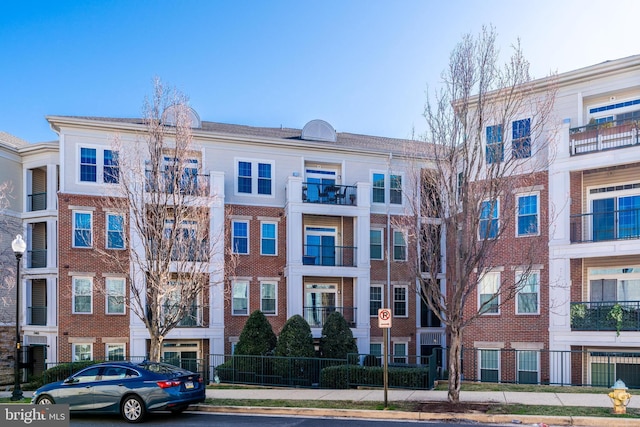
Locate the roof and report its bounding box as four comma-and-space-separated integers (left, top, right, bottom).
0, 131, 30, 149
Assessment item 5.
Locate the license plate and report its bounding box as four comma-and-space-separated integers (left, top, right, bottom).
185, 381, 194, 389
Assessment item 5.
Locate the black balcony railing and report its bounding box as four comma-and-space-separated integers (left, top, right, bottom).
27, 250, 47, 268
303, 306, 357, 328
27, 192, 47, 211
148, 240, 209, 262
176, 306, 203, 327
303, 245, 357, 267
569, 118, 639, 156
145, 170, 210, 196
571, 301, 640, 331
570, 207, 640, 243
302, 183, 357, 205
27, 306, 47, 326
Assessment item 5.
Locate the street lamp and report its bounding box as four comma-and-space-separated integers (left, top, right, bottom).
10, 234, 26, 401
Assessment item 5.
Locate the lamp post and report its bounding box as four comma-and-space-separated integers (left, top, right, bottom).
10, 234, 26, 401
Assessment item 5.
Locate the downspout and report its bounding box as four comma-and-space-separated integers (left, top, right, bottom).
386, 152, 392, 359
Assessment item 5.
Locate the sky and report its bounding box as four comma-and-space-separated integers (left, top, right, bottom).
1, 0, 639, 143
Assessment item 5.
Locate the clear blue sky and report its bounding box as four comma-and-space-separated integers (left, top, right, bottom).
1, 0, 638, 143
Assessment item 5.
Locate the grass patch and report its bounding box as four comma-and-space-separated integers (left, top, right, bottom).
489, 404, 640, 418
205, 398, 412, 411
0, 397, 31, 404
434, 381, 610, 394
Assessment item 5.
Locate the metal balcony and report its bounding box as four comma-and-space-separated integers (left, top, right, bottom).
570, 208, 640, 243
569, 119, 639, 156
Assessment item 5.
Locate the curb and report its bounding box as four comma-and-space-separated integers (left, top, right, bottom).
192, 404, 640, 426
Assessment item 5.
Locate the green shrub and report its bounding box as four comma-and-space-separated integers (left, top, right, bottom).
274, 315, 316, 384
320, 364, 430, 389
235, 310, 277, 356
33, 360, 101, 388
319, 311, 358, 359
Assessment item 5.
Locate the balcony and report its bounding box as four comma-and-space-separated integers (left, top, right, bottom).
145, 170, 210, 196
27, 192, 47, 211
302, 183, 357, 206
176, 306, 203, 327
27, 249, 47, 269
571, 301, 640, 332
570, 207, 640, 243
303, 245, 357, 267
569, 119, 639, 156
27, 306, 47, 326
303, 306, 357, 328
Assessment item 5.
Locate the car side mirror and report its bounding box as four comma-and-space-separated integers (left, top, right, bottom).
64, 377, 78, 384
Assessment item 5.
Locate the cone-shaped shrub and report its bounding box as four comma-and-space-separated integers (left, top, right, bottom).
319, 311, 358, 359
235, 310, 277, 356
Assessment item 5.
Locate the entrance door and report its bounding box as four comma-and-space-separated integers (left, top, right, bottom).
305, 284, 337, 327
162, 342, 200, 373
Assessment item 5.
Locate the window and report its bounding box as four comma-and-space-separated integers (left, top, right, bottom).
393, 342, 408, 363
370, 285, 383, 316
106, 213, 125, 249
517, 194, 539, 236
106, 278, 126, 314
80, 148, 97, 182
479, 349, 499, 382
106, 344, 125, 361
103, 150, 119, 183
486, 124, 503, 164
517, 350, 538, 384
390, 174, 402, 204
372, 173, 385, 203
232, 281, 249, 315
512, 118, 531, 159
370, 229, 383, 260
479, 199, 499, 239
232, 220, 249, 254
260, 282, 277, 315
591, 192, 640, 241
261, 222, 277, 256
479, 271, 500, 314
73, 277, 92, 314
589, 267, 640, 303
393, 230, 407, 261
236, 160, 273, 195
73, 211, 93, 247
80, 147, 119, 183
72, 343, 92, 362
393, 286, 407, 317
369, 343, 382, 356
516, 271, 539, 314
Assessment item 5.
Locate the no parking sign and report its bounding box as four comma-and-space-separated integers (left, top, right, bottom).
378, 308, 392, 328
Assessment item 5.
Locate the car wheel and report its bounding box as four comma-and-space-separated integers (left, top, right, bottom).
170, 405, 188, 414
35, 395, 55, 405
121, 395, 146, 423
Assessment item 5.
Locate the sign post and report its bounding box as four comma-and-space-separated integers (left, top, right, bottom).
378, 308, 392, 408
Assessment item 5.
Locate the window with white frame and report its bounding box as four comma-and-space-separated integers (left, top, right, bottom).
236, 159, 273, 195
79, 147, 119, 183
390, 174, 402, 204
106, 343, 125, 361
80, 147, 97, 182
479, 271, 500, 314
232, 281, 249, 315
103, 149, 119, 183
588, 266, 640, 303
393, 342, 408, 363
370, 285, 383, 316
106, 213, 125, 249
260, 222, 277, 256
479, 349, 499, 382
369, 343, 382, 356
106, 277, 126, 314
517, 350, 539, 384
372, 173, 385, 203
517, 193, 539, 236
516, 270, 539, 314
393, 286, 407, 317
370, 228, 383, 260
260, 282, 277, 315
73, 343, 92, 362
232, 220, 249, 254
73, 211, 93, 248
393, 230, 407, 261
485, 124, 503, 164
73, 277, 92, 314
372, 172, 403, 205
479, 199, 499, 239
512, 118, 531, 159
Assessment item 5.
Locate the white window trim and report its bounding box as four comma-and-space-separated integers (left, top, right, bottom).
105, 212, 126, 250
73, 210, 93, 248
515, 192, 540, 237
105, 277, 126, 315
72, 343, 93, 362
370, 228, 384, 261
478, 198, 500, 241
72, 277, 93, 314
259, 281, 278, 315
516, 349, 540, 384
371, 170, 405, 206
260, 221, 278, 256
106, 343, 126, 361
392, 342, 408, 363
515, 270, 540, 315
478, 348, 501, 382
393, 285, 409, 318
77, 146, 119, 185
370, 284, 383, 317
478, 271, 500, 315
392, 229, 407, 262
371, 170, 387, 204
232, 220, 250, 255
234, 158, 275, 197
232, 280, 249, 316
389, 172, 404, 206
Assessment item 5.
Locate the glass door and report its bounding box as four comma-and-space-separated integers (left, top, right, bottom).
305, 168, 337, 203
305, 284, 337, 327
305, 227, 336, 266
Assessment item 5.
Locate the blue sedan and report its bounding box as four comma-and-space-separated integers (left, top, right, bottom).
31, 361, 206, 423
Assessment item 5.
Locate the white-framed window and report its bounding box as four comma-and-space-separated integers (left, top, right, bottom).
516, 193, 539, 236
106, 343, 125, 361
588, 266, 640, 303
79, 147, 119, 183
260, 281, 277, 315
106, 213, 125, 249
232, 281, 249, 315
393, 342, 408, 363
371, 172, 403, 205
393, 285, 408, 317
390, 174, 402, 204
106, 277, 126, 315
73, 277, 93, 314
369, 343, 382, 356
73, 211, 93, 248
479, 271, 500, 314
370, 228, 383, 260
236, 159, 274, 196
479, 349, 500, 382
512, 118, 531, 159
232, 220, 249, 254
370, 285, 383, 316
372, 173, 385, 203
479, 199, 499, 240
260, 222, 277, 256
516, 270, 539, 315
72, 343, 93, 362
486, 124, 503, 164
393, 230, 407, 261
516, 350, 539, 384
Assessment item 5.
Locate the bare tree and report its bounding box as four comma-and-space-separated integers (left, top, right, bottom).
402, 26, 557, 403
96, 79, 232, 362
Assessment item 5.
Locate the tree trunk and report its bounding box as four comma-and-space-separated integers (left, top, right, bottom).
447, 328, 462, 404
148, 335, 164, 362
